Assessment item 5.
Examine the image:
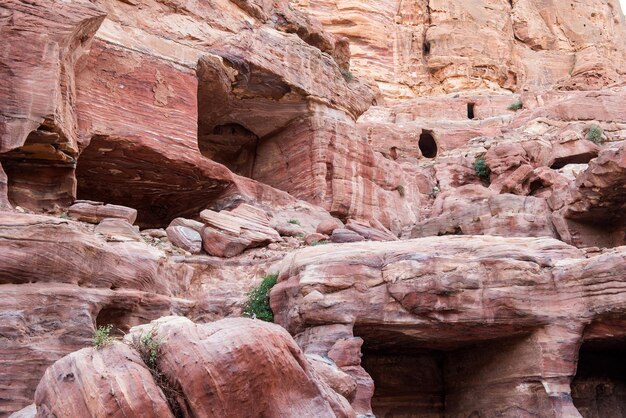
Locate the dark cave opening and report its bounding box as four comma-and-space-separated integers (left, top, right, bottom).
529, 179, 545, 195
356, 329, 552, 418
419, 130, 438, 158
572, 339, 626, 417
95, 305, 134, 337
197, 122, 259, 178
467, 103, 475, 120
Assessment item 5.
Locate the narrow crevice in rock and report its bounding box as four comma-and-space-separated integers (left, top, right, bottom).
550, 152, 597, 169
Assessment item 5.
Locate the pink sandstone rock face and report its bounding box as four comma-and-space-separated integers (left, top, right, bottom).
294, 0, 626, 99
271, 237, 626, 417
0, 0, 105, 211
1, 0, 626, 416
32, 318, 356, 418
34, 342, 173, 418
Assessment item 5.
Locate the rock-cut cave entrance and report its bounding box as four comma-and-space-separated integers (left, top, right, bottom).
195, 55, 303, 181
467, 103, 475, 120
572, 337, 626, 417
357, 330, 554, 417
362, 347, 445, 416
419, 130, 438, 159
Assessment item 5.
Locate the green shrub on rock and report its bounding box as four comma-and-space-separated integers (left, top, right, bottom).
243, 274, 279, 322
474, 157, 491, 180
93, 325, 114, 349
587, 125, 604, 144
508, 100, 523, 111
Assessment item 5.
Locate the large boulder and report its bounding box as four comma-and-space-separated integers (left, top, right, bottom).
199, 209, 282, 257
129, 317, 355, 417
34, 342, 173, 418
32, 317, 356, 417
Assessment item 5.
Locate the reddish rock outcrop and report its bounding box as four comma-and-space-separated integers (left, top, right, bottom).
130, 317, 355, 417
2, 0, 626, 416
271, 237, 626, 417
295, 0, 626, 99
553, 143, 626, 248
34, 342, 173, 418
411, 184, 558, 239
0, 0, 105, 211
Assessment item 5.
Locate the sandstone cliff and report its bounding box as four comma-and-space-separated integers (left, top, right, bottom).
1, 0, 625, 417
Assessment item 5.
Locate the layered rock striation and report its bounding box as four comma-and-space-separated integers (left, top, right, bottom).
1, 0, 626, 417
271, 237, 626, 417
294, 0, 626, 99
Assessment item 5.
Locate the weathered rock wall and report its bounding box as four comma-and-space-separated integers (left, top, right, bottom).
294, 0, 626, 99
1, 0, 626, 417
271, 237, 626, 417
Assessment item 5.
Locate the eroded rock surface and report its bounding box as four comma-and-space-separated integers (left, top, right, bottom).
271, 237, 626, 417
295, 0, 626, 99
1, 0, 626, 416
34, 317, 356, 418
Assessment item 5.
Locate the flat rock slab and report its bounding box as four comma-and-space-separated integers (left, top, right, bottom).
68, 202, 137, 224
95, 218, 142, 242
330, 228, 365, 243
199, 209, 282, 257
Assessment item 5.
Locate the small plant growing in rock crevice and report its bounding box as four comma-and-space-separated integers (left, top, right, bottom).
474, 157, 491, 181
508, 100, 523, 111
340, 68, 354, 81
587, 124, 604, 144
311, 240, 329, 246
287, 219, 301, 225
243, 273, 279, 322
129, 327, 183, 418
136, 327, 164, 368
93, 325, 114, 349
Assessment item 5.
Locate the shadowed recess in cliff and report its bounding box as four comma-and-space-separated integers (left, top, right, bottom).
75, 135, 233, 228
0, 123, 76, 211
198, 123, 259, 178
362, 348, 445, 417
196, 54, 308, 179
572, 324, 626, 418
356, 328, 554, 417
